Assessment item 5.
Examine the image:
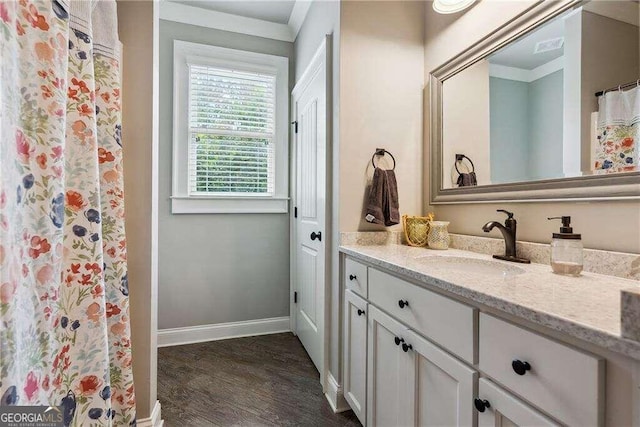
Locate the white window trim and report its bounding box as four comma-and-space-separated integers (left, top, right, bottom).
172, 40, 289, 214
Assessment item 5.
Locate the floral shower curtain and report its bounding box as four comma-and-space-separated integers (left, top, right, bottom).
0, 1, 136, 425
594, 85, 639, 172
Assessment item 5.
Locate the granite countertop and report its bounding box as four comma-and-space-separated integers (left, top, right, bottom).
340, 243, 640, 361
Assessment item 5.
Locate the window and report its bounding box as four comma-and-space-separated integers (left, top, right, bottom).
172, 41, 289, 213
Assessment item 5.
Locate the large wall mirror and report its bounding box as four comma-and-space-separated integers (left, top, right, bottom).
430, 0, 640, 203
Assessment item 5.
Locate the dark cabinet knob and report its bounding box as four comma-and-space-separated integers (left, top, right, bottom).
474, 398, 491, 413
349, 274, 357, 281
394, 337, 404, 346
512, 360, 531, 376
398, 300, 409, 309
402, 343, 413, 352
310, 231, 322, 241
357, 309, 365, 316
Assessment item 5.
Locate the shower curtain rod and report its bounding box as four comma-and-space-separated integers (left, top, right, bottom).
595, 79, 639, 97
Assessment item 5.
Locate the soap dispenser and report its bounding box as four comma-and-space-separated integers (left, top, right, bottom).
548, 216, 583, 276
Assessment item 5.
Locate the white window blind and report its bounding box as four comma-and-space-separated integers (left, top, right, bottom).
188, 64, 276, 196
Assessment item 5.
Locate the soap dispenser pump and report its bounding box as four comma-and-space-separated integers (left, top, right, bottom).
548, 216, 583, 276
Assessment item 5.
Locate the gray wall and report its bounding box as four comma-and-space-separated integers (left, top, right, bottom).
528, 70, 564, 180
158, 20, 294, 330
294, 1, 340, 82
489, 70, 564, 183
293, 0, 342, 379
490, 77, 530, 183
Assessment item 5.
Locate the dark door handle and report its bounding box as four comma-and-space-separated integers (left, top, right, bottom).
310, 231, 322, 241
474, 398, 491, 413
402, 343, 413, 352
357, 309, 365, 316
349, 274, 357, 281
512, 360, 531, 376
398, 300, 409, 309
394, 337, 404, 346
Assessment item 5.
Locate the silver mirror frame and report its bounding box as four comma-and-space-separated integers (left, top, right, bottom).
429, 0, 640, 204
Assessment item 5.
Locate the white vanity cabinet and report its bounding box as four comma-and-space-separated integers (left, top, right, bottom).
344, 289, 368, 424
342, 254, 608, 427
479, 313, 604, 426
345, 258, 368, 298
476, 378, 559, 427
368, 268, 476, 363
406, 328, 477, 426
365, 306, 477, 427
367, 306, 413, 427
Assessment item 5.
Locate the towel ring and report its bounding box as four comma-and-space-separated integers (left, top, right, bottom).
371, 149, 396, 170
454, 154, 475, 174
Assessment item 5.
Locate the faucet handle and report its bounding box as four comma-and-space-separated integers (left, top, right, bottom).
497, 209, 514, 219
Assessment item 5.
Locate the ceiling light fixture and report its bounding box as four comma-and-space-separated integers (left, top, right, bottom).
433, 0, 476, 14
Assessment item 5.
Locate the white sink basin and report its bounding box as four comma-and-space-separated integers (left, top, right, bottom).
416, 255, 526, 277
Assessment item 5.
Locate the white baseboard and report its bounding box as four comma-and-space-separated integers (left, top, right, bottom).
137, 400, 163, 427
157, 316, 291, 347
325, 372, 350, 413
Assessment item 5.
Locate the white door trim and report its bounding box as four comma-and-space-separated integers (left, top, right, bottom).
290, 35, 332, 391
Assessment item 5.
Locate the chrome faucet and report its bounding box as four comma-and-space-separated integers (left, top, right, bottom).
482, 210, 530, 264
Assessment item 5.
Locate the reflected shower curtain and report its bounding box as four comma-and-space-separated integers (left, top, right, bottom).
594, 86, 639, 172
0, 1, 136, 425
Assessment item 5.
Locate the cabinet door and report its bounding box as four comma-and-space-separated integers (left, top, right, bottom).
406, 330, 477, 426
476, 378, 559, 427
367, 306, 413, 427
344, 290, 368, 425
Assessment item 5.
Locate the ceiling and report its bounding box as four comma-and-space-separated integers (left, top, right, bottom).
489, 1, 639, 71
168, 0, 297, 24
489, 17, 565, 70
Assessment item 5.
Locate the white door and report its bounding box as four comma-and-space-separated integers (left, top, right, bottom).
344, 289, 368, 425
367, 306, 413, 427
292, 38, 328, 374
406, 329, 477, 426
477, 378, 559, 427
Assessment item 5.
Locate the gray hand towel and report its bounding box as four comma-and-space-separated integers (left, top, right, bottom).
365, 167, 387, 225
456, 171, 477, 187
365, 167, 400, 226
383, 169, 400, 226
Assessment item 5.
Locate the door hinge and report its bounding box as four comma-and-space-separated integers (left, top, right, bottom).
294, 291, 298, 303
291, 120, 298, 133
294, 207, 297, 218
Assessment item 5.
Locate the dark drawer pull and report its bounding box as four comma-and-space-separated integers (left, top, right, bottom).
349, 274, 357, 281
398, 300, 409, 309
357, 309, 365, 316
512, 360, 531, 376
394, 336, 404, 346
402, 343, 413, 352
474, 398, 491, 413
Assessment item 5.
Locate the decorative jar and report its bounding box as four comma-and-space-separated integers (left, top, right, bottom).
427, 221, 450, 250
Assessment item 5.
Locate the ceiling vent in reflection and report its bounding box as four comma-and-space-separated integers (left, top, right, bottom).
534, 37, 565, 54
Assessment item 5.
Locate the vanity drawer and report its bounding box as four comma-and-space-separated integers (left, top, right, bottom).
479, 313, 604, 426
368, 268, 476, 363
345, 257, 368, 298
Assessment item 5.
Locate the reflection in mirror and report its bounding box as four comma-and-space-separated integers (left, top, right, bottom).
442, 0, 639, 189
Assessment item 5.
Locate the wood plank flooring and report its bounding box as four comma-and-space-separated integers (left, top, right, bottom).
158, 333, 361, 426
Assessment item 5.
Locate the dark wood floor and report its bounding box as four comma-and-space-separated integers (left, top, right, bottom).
158, 333, 361, 426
